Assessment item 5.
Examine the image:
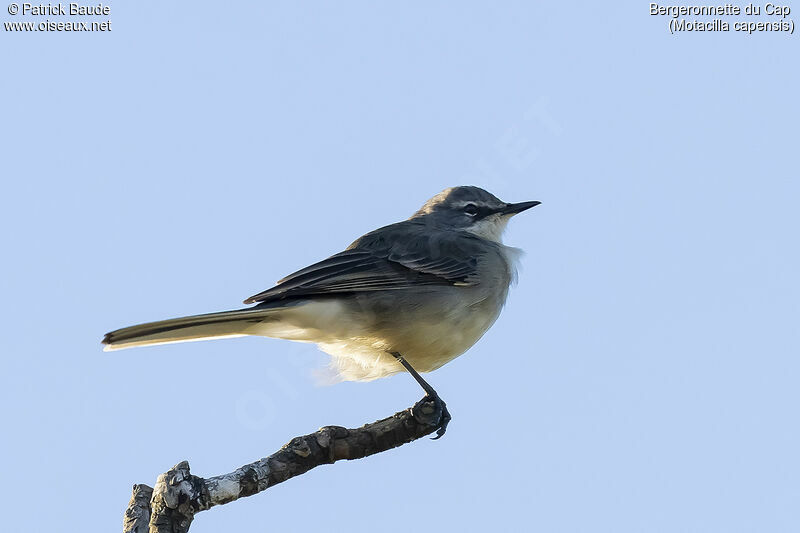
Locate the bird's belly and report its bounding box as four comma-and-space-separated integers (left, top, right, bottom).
381, 309, 497, 370
247, 286, 507, 382
315, 291, 504, 382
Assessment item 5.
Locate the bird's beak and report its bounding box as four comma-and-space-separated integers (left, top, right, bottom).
500, 200, 541, 215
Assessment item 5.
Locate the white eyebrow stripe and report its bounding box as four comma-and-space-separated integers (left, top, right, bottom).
452, 200, 488, 208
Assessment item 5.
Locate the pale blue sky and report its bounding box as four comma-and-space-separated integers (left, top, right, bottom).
2, 2, 798, 532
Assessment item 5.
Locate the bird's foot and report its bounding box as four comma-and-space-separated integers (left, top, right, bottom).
412, 393, 451, 439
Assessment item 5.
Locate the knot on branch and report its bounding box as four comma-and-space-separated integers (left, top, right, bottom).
123, 484, 153, 533
148, 461, 209, 533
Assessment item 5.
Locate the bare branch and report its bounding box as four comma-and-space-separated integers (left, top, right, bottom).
123, 396, 445, 533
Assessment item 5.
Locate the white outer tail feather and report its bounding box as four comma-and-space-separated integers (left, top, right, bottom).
102, 332, 248, 352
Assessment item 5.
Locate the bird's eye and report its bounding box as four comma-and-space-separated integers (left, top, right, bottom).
464, 203, 478, 216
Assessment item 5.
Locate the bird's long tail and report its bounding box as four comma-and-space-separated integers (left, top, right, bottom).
102, 308, 274, 352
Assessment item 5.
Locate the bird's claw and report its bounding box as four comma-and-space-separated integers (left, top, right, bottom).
412, 393, 451, 439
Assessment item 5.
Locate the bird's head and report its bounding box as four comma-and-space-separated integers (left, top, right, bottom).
411, 186, 540, 242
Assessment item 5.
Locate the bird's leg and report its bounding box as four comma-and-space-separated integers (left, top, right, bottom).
390, 352, 451, 439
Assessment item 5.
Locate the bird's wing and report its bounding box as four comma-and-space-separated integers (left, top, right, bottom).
243, 222, 485, 305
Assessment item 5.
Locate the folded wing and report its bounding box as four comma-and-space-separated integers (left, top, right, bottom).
243, 221, 485, 305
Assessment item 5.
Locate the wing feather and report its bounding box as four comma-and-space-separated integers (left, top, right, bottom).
243, 221, 486, 305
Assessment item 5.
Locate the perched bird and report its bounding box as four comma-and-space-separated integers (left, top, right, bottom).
103, 186, 539, 436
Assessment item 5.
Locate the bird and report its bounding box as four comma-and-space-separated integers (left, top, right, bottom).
102, 186, 540, 437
